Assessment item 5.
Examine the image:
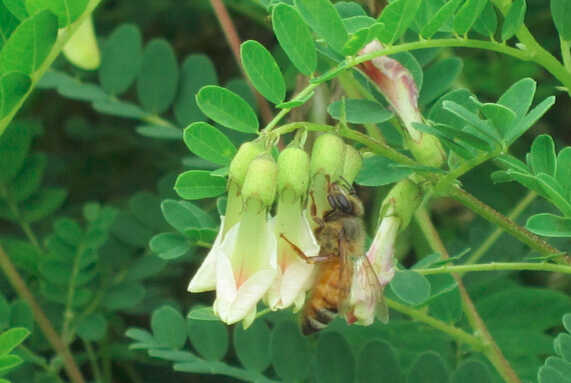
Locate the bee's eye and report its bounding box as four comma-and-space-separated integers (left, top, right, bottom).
328, 193, 352, 214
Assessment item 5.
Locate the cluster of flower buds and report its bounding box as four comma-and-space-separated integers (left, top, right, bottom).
188, 132, 402, 328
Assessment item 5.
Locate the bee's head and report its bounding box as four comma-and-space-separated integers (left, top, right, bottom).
326, 180, 364, 218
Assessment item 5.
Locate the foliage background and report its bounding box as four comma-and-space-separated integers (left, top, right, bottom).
2, 0, 571, 383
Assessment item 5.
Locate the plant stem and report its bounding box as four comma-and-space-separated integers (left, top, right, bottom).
0, 243, 86, 383
83, 340, 103, 383
447, 186, 571, 265
560, 38, 571, 74
414, 206, 521, 383
464, 191, 537, 266
415, 261, 571, 276
208, 0, 274, 126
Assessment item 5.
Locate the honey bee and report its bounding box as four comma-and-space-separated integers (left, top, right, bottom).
281, 179, 387, 335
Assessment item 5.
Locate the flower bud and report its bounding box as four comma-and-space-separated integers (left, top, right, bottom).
342, 144, 363, 184
241, 154, 278, 210
382, 179, 422, 233
310, 133, 346, 182
407, 133, 446, 169
62, 16, 100, 70
277, 145, 310, 204
229, 141, 265, 188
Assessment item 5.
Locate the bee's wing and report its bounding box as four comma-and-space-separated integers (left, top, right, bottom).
336, 238, 355, 316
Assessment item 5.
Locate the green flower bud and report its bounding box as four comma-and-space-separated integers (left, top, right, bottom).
242, 154, 278, 210
382, 179, 422, 233
310, 133, 346, 182
229, 141, 266, 188
277, 145, 310, 203
407, 132, 446, 169
342, 145, 363, 184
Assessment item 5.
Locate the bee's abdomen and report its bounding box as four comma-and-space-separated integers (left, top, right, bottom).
301, 266, 341, 335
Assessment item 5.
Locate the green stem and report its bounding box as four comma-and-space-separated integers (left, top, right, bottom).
83, 340, 103, 383
0, 244, 86, 383
447, 186, 571, 265
416, 261, 571, 276
62, 242, 86, 341
385, 298, 484, 350
414, 206, 521, 383
436, 148, 502, 192
560, 38, 571, 74
464, 191, 537, 266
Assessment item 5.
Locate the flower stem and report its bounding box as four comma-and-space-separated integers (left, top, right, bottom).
0, 243, 86, 383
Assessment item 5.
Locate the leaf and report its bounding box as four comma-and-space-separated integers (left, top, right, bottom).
184, 122, 237, 166
442, 100, 503, 144
233, 320, 271, 373
151, 306, 187, 350
92, 99, 147, 119
98, 24, 142, 95
150, 232, 191, 260
428, 287, 463, 324
270, 321, 311, 382
135, 125, 182, 140
174, 54, 218, 126
196, 86, 259, 133
240, 40, 285, 104
535, 173, 571, 217
413, 122, 493, 152
355, 156, 413, 186
0, 327, 29, 355
451, 360, 493, 383
102, 282, 145, 310
556, 147, 571, 199
502, 0, 527, 40
314, 332, 355, 383
406, 351, 450, 383
20, 188, 67, 223
479, 103, 516, 139
124, 254, 167, 282
187, 316, 228, 361
76, 313, 107, 341
174, 360, 276, 383
389, 270, 431, 305
377, 0, 421, 45
529, 134, 557, 176
539, 361, 571, 383
328, 99, 393, 124
555, 334, 571, 361
148, 349, 199, 362
294, 0, 348, 54
187, 307, 219, 321
0, 354, 22, 372
420, 0, 463, 38
453, 0, 487, 36
472, 2, 497, 37
9, 300, 33, 331
505, 96, 555, 145
526, 213, 571, 237
110, 211, 152, 247
0, 122, 32, 183
26, 0, 88, 27
137, 39, 178, 114
3, 0, 27, 21
419, 58, 463, 107
174, 170, 227, 200
551, 0, 571, 41
0, 72, 31, 118
0, 9, 57, 74
357, 340, 402, 383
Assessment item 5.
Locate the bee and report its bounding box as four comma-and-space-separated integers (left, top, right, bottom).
281, 179, 386, 335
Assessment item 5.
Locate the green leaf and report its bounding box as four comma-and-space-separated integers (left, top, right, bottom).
174, 54, 218, 126
126, 328, 159, 349
377, 0, 421, 45
241, 40, 285, 104
479, 103, 516, 140
505, 96, 555, 145
355, 156, 413, 186
0, 327, 29, 355
529, 134, 556, 176
3, 0, 28, 21
0, 72, 31, 118
151, 306, 187, 350
0, 122, 32, 183
556, 147, 571, 199
428, 287, 463, 324
0, 9, 57, 74
294, 0, 349, 54
20, 188, 67, 223
536, 173, 571, 217
472, 2, 497, 37
539, 361, 571, 383
92, 99, 146, 119
233, 320, 271, 373
407, 351, 450, 383
135, 125, 182, 140
99, 24, 142, 95
357, 340, 402, 383
110, 211, 152, 247
272, 3, 317, 77
270, 321, 311, 382
419, 58, 463, 107
502, 0, 527, 40
184, 122, 237, 166
0, 354, 22, 372
451, 360, 493, 383
54, 217, 83, 246
187, 316, 228, 361
526, 213, 571, 237
420, 0, 463, 38
40, 281, 91, 307
137, 39, 178, 114
413, 122, 493, 152
150, 232, 191, 260
174, 360, 276, 383
564, 314, 571, 333
161, 199, 206, 232
148, 349, 199, 362
9, 300, 33, 331
389, 270, 431, 305
328, 99, 393, 124
551, 0, 571, 41
494, 154, 530, 174
76, 313, 107, 341
26, 0, 88, 27
187, 307, 219, 321
442, 100, 503, 144
174, 170, 227, 200
314, 332, 355, 383
102, 282, 145, 310
555, 334, 571, 361
453, 0, 487, 35
196, 85, 259, 133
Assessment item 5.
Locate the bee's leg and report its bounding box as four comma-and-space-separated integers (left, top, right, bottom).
279, 233, 333, 263
309, 190, 326, 229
